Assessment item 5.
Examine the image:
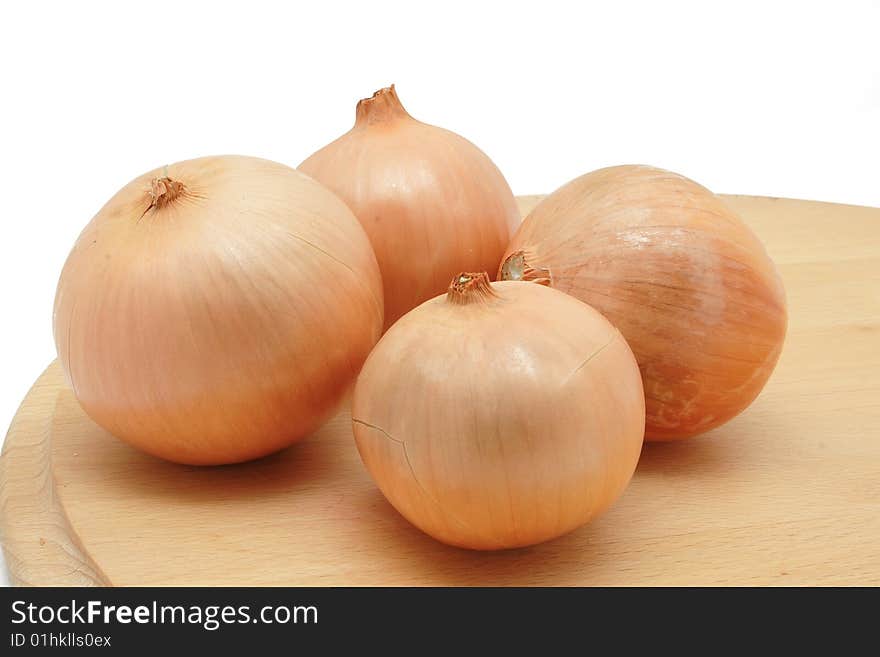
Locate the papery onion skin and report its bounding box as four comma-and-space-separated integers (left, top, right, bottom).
299, 86, 520, 330
499, 165, 787, 441
352, 273, 645, 550
54, 155, 383, 465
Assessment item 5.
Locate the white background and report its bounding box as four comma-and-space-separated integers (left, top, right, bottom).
1, 1, 878, 586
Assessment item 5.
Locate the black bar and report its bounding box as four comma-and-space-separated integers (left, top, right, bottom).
0, 587, 874, 652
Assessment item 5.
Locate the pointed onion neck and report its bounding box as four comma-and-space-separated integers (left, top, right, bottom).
148, 174, 186, 210
499, 251, 552, 286
355, 85, 411, 126
446, 272, 497, 305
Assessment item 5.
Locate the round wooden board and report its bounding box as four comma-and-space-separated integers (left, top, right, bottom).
2, 195, 880, 586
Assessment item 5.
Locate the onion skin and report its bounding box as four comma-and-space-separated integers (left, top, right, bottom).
499, 165, 787, 441
299, 86, 520, 330
352, 273, 645, 550
54, 155, 383, 465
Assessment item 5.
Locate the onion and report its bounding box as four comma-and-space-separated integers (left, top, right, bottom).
352, 273, 645, 550
299, 86, 520, 329
499, 165, 787, 441
54, 155, 383, 465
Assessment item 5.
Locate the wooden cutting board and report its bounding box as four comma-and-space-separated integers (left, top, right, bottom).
2, 195, 879, 586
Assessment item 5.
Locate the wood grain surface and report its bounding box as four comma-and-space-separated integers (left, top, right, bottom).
2, 194, 879, 586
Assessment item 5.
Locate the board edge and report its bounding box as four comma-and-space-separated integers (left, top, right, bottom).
0, 361, 108, 587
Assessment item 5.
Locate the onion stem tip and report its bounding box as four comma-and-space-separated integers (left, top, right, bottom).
447, 272, 497, 305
